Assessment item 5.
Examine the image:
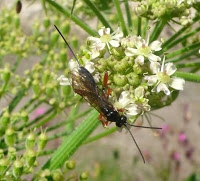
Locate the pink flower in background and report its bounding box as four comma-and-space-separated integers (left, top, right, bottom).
172, 151, 180, 161
159, 124, 169, 137
31, 108, 46, 120
178, 132, 186, 142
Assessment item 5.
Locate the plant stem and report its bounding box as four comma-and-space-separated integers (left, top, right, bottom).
42, 110, 99, 170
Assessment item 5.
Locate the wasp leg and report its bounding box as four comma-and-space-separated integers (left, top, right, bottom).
98, 114, 109, 127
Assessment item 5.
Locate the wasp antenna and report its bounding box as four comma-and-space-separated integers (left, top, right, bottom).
54, 25, 80, 66
124, 123, 145, 163
126, 122, 162, 130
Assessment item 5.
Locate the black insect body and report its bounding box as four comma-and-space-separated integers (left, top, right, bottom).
54, 25, 161, 163
16, 0, 22, 13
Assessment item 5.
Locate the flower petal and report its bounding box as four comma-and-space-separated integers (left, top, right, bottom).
157, 83, 170, 95
148, 53, 161, 62
169, 77, 185, 90
164, 63, 177, 76
149, 40, 162, 51
57, 75, 70, 86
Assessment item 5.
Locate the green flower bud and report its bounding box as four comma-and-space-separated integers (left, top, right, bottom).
2, 67, 11, 83
113, 58, 129, 73
8, 147, 16, 161
107, 56, 117, 69
25, 149, 37, 167
43, 17, 51, 29
45, 85, 54, 97
61, 21, 70, 34
38, 132, 48, 151
51, 32, 59, 45
39, 169, 51, 178
42, 70, 51, 84
20, 111, 28, 123
0, 150, 4, 159
49, 98, 56, 105
113, 74, 127, 86
0, 111, 10, 128
13, 159, 23, 178
0, 158, 8, 176
26, 132, 36, 149
51, 169, 64, 181
59, 102, 65, 109
126, 72, 140, 87
32, 79, 40, 96
5, 127, 15, 146
14, 15, 20, 28
61, 86, 71, 97
79, 171, 89, 181
60, 49, 67, 65
133, 63, 143, 75
72, 36, 78, 49
65, 160, 76, 170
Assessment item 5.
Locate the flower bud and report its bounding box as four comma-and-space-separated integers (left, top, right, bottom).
65, 160, 76, 170
0, 150, 4, 159
25, 149, 37, 167
61, 86, 71, 97
126, 72, 140, 87
43, 17, 51, 29
113, 59, 129, 73
26, 132, 36, 149
51, 32, 59, 45
0, 158, 9, 176
2, 67, 11, 83
0, 111, 10, 128
42, 70, 51, 84
51, 169, 64, 181
79, 171, 89, 181
13, 159, 23, 178
38, 131, 48, 151
8, 147, 16, 161
61, 22, 70, 34
32, 79, 40, 96
5, 127, 15, 146
113, 74, 127, 86
20, 111, 28, 123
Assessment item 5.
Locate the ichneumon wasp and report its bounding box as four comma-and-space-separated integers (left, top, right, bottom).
54, 25, 162, 163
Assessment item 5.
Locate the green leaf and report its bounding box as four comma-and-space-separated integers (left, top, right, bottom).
42, 109, 100, 170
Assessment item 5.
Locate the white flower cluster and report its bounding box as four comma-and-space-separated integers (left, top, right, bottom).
58, 26, 185, 121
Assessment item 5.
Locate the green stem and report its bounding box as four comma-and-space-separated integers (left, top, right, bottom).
150, 20, 167, 42
166, 46, 199, 63
166, 42, 200, 59
176, 62, 200, 69
124, 0, 132, 27
45, 0, 97, 36
83, 0, 112, 31
42, 110, 99, 170
162, 16, 200, 49
174, 71, 200, 82
137, 17, 142, 36
113, 0, 128, 36
163, 26, 200, 51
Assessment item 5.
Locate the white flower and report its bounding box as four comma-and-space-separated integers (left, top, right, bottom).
57, 75, 70, 86
114, 89, 150, 119
144, 57, 185, 95
114, 91, 139, 117
125, 35, 162, 62
69, 59, 79, 71
87, 27, 123, 58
